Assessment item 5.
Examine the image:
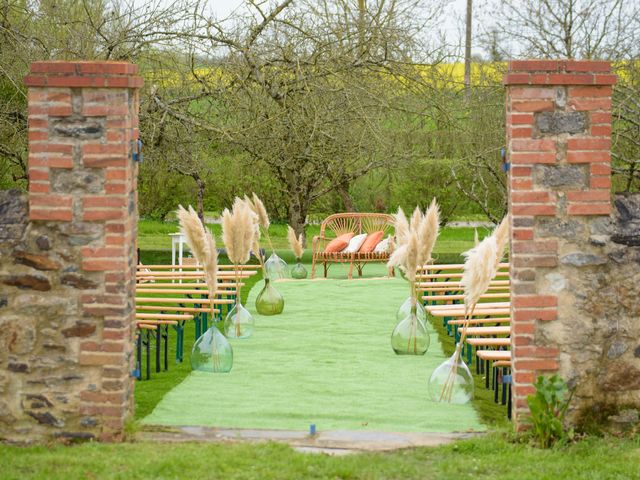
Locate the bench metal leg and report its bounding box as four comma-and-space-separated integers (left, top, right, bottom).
155, 325, 161, 373
145, 330, 151, 380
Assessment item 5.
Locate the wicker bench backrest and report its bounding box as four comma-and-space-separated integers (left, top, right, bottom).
319, 212, 394, 238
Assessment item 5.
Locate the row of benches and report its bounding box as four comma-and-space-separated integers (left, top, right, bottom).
417, 262, 512, 414
134, 263, 258, 379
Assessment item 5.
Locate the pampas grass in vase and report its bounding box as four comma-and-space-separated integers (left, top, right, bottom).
389, 200, 441, 356
251, 193, 288, 280
221, 199, 258, 338
389, 200, 440, 352
177, 205, 233, 373
288, 226, 307, 279
245, 195, 285, 315
427, 216, 510, 404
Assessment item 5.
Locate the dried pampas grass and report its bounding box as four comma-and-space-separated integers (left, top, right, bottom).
251, 193, 270, 230
287, 226, 304, 260
493, 216, 509, 270
410, 206, 423, 232
417, 198, 440, 266
460, 235, 499, 312
222, 199, 256, 266
177, 205, 218, 315
387, 243, 408, 273
394, 207, 410, 246
404, 231, 419, 284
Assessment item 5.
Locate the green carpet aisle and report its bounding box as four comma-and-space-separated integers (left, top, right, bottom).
142, 276, 485, 433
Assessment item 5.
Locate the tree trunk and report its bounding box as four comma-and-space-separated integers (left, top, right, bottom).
358, 0, 366, 59
288, 197, 308, 246
336, 183, 357, 212
464, 0, 473, 103
191, 173, 205, 224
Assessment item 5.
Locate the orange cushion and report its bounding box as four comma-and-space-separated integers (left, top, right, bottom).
324, 233, 354, 253
359, 231, 384, 253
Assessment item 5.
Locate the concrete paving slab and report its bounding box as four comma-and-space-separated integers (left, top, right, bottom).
138, 425, 481, 453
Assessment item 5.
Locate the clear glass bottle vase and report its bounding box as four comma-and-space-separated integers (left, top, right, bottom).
390, 303, 430, 355
396, 296, 428, 325
265, 252, 288, 280
191, 325, 233, 373
291, 261, 308, 279
255, 278, 285, 315
224, 300, 255, 338
427, 345, 474, 404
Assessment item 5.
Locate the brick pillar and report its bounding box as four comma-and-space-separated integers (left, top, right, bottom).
504, 60, 616, 428
22, 61, 142, 441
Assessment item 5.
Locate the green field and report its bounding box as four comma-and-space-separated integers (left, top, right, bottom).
137, 219, 490, 260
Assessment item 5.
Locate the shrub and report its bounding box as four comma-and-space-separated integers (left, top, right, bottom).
526, 374, 575, 448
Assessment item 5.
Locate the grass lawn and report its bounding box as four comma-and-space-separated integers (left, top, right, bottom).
141, 275, 484, 432
135, 263, 507, 427
2, 434, 639, 479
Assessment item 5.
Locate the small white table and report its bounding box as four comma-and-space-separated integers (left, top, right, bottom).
169, 233, 186, 266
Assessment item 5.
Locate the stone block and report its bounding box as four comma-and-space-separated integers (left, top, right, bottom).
560, 253, 608, 267
2, 274, 51, 291
537, 217, 586, 239
534, 165, 588, 189
50, 118, 105, 139
14, 251, 61, 271
535, 111, 587, 135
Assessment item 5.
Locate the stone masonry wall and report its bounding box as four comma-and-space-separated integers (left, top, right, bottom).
505, 60, 640, 429
0, 61, 142, 443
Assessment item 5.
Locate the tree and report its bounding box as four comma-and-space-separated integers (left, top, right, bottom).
491, 0, 640, 60
0, 0, 200, 186
151, 0, 447, 236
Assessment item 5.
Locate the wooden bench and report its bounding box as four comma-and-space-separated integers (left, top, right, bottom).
311, 212, 394, 279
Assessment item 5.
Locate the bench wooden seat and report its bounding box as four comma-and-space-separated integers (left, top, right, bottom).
428, 308, 511, 318
311, 212, 394, 279
476, 350, 512, 361
423, 292, 510, 302
448, 317, 511, 326
466, 337, 511, 347
458, 326, 511, 336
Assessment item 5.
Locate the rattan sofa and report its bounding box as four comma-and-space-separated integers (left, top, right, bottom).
310, 212, 395, 279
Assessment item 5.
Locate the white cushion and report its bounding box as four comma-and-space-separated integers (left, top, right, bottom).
373, 237, 390, 253
342, 233, 368, 253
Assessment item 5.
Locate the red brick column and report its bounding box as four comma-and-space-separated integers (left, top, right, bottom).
24, 62, 142, 441
504, 60, 615, 428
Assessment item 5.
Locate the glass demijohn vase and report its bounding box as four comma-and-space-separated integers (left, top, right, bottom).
396, 296, 428, 324
291, 261, 308, 279
390, 302, 430, 355
224, 300, 255, 338
255, 278, 285, 315
191, 325, 233, 373
265, 252, 288, 280
427, 345, 474, 404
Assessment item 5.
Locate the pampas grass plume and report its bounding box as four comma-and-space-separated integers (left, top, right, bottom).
410, 206, 423, 231
417, 198, 440, 266
177, 205, 218, 313
251, 192, 270, 230
387, 243, 408, 272
404, 231, 419, 283
493, 216, 510, 270
394, 207, 410, 245
461, 235, 498, 311
287, 226, 304, 259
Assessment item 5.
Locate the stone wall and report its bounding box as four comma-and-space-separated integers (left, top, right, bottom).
0, 61, 141, 443
505, 60, 640, 429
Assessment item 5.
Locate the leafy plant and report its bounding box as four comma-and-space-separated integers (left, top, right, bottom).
527, 374, 575, 448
